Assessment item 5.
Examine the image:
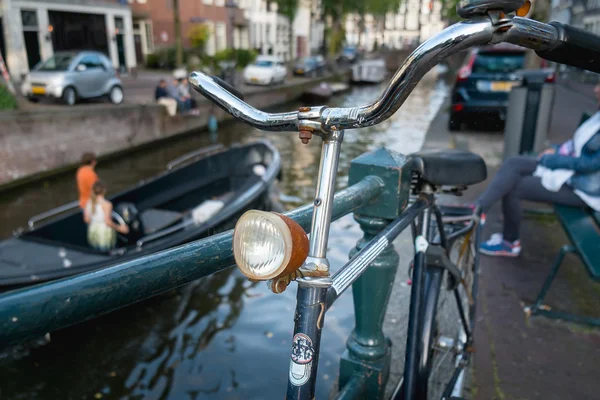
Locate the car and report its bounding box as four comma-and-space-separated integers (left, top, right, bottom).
314, 55, 326, 70
20, 51, 124, 106
448, 44, 539, 131
293, 57, 324, 77
243, 56, 287, 86
339, 46, 359, 63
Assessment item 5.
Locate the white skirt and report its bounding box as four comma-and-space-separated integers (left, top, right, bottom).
88, 222, 116, 251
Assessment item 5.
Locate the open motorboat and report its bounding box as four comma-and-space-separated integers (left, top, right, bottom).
0, 140, 280, 288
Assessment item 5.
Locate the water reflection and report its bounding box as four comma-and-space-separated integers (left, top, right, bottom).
0, 72, 447, 399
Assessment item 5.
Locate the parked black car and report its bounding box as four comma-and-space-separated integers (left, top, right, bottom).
293, 57, 324, 77
448, 44, 550, 131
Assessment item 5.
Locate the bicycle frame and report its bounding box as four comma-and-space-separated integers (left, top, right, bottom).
188, 3, 600, 398
399, 203, 483, 400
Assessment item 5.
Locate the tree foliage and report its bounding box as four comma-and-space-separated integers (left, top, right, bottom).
189, 24, 211, 51
439, 0, 461, 22
214, 48, 258, 69
0, 84, 17, 110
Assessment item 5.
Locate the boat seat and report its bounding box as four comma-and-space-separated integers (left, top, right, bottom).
140, 208, 184, 235
410, 149, 487, 187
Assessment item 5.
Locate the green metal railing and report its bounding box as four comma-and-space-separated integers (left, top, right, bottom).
0, 175, 384, 348
0, 148, 414, 399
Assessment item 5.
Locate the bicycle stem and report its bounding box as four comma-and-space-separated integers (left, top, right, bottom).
286, 131, 343, 399
301, 130, 343, 276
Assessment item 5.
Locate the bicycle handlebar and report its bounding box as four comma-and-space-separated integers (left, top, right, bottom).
189, 72, 299, 131
189, 13, 600, 134
536, 22, 600, 74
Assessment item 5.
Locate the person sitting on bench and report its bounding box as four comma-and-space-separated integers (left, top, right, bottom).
155, 79, 177, 117
476, 84, 600, 257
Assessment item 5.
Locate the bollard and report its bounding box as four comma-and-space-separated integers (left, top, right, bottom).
337, 148, 411, 399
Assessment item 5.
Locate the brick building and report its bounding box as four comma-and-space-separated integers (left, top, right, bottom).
128, 0, 249, 63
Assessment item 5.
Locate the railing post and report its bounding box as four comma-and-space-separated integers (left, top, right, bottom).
338, 148, 412, 399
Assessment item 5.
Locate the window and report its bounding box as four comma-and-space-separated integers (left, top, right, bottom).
36, 53, 74, 71
115, 17, 125, 32
206, 22, 216, 55
144, 20, 154, 53
472, 52, 525, 74
79, 54, 104, 69
215, 0, 225, 6
203, 0, 213, 5
254, 60, 273, 67
216, 22, 227, 51
385, 12, 394, 29
21, 10, 38, 29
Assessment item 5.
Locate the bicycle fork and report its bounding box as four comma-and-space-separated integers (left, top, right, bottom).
286, 130, 343, 400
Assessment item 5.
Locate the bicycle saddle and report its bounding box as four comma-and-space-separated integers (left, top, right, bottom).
410, 149, 487, 187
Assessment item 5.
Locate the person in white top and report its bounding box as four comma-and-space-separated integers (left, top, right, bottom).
84, 181, 129, 251
476, 84, 600, 257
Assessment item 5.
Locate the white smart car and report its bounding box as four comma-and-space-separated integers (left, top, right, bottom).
243, 56, 287, 86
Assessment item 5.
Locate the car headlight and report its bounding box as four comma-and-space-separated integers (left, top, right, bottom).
233, 210, 309, 281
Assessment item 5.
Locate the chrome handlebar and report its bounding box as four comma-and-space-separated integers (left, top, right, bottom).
189, 14, 560, 134
189, 71, 300, 132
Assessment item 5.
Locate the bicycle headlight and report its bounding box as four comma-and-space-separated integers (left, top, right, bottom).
233, 210, 309, 280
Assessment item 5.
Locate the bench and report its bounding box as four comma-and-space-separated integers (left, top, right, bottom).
527, 110, 600, 326
527, 204, 600, 326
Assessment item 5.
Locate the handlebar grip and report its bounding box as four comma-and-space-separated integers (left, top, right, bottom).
536, 22, 600, 74
210, 76, 245, 101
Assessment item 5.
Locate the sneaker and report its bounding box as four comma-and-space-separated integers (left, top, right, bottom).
480, 233, 520, 257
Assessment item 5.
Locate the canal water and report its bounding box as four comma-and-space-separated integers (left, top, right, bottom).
0, 73, 448, 400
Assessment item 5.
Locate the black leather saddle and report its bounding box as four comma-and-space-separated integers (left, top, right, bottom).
410, 149, 487, 187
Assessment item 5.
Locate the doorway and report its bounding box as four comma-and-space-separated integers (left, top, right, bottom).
115, 17, 126, 72
21, 10, 41, 70
134, 34, 144, 65
23, 32, 41, 69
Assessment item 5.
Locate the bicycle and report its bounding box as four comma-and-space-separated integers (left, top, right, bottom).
189, 1, 600, 398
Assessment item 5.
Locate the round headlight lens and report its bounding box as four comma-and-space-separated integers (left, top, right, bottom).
233, 210, 293, 280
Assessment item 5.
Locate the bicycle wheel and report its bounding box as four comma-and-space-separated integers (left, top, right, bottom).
417, 217, 476, 399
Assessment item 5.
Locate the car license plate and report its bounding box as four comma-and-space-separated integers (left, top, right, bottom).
490, 81, 517, 92
32, 86, 46, 95
296, 69, 304, 74
251, 77, 259, 83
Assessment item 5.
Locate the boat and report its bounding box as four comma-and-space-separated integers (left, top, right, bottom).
351, 59, 387, 84
0, 140, 280, 288
301, 82, 351, 104
330, 82, 351, 95
301, 82, 333, 103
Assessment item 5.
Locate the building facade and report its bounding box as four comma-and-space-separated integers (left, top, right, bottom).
128, 0, 249, 60
239, 0, 290, 60
238, 0, 322, 61
1, 0, 136, 79
345, 0, 445, 51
